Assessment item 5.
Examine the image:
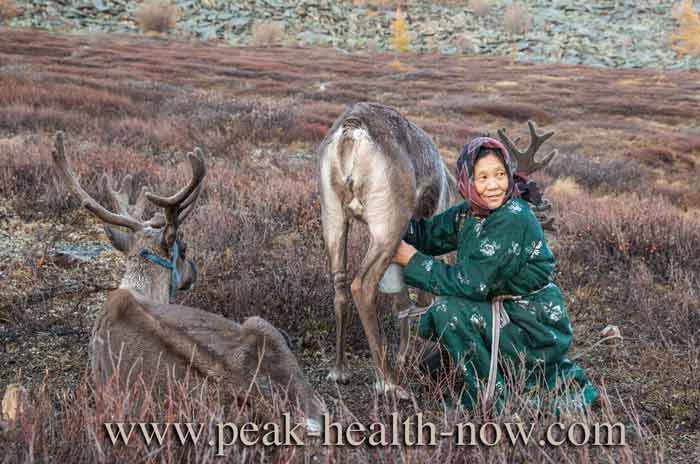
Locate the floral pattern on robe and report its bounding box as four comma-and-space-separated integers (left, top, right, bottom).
403, 197, 597, 411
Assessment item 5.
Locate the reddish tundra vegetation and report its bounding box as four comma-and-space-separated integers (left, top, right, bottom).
0, 28, 699, 462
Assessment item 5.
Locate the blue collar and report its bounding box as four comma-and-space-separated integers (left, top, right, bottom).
139, 241, 180, 303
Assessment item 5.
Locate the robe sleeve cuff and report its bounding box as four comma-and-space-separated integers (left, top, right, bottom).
403, 251, 435, 292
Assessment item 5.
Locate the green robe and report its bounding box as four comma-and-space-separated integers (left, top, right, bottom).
403, 197, 597, 411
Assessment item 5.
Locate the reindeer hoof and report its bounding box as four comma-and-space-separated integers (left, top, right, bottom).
326, 368, 349, 384
374, 380, 410, 401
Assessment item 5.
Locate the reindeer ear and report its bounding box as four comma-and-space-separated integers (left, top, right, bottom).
104, 226, 133, 253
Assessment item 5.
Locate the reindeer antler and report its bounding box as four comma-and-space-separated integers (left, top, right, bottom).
145, 148, 206, 226
101, 173, 153, 222
52, 132, 205, 231
497, 122, 559, 231
51, 132, 143, 231
497, 120, 558, 175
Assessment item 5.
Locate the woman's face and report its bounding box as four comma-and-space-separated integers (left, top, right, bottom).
473, 153, 509, 209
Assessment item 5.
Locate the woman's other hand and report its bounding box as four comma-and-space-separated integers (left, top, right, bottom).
392, 241, 417, 267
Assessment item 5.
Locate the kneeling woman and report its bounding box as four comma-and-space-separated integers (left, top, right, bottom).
392, 136, 597, 411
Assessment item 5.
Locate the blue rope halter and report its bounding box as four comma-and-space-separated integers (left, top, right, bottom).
139, 241, 180, 303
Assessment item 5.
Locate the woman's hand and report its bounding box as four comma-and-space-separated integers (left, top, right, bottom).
392, 241, 417, 267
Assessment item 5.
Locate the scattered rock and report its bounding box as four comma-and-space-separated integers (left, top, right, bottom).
3, 0, 698, 69
48, 243, 114, 268
451, 32, 479, 55
600, 324, 623, 357
601, 324, 622, 345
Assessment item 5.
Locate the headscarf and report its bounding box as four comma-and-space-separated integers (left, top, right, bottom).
456, 136, 521, 218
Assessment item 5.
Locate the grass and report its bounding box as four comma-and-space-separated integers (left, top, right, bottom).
250, 21, 288, 47
134, 0, 180, 35
0, 28, 699, 462
0, 350, 663, 462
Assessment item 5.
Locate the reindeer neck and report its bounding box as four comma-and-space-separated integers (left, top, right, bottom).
119, 257, 171, 304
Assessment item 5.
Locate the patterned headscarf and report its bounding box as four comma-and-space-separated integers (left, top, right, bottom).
456, 136, 520, 218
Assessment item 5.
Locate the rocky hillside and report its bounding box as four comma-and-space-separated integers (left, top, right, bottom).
6, 0, 699, 69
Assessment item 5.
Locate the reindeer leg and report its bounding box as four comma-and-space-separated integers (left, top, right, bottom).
240, 317, 327, 432
352, 220, 410, 399
392, 288, 412, 368
322, 204, 351, 384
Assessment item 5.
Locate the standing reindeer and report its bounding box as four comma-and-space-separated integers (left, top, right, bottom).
50, 132, 326, 432
318, 102, 556, 396
318, 102, 456, 395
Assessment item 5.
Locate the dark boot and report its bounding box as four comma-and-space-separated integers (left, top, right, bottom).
419, 341, 452, 381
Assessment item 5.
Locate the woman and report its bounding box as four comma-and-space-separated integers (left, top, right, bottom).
392, 136, 597, 412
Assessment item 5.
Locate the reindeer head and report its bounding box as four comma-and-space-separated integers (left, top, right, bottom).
50, 132, 206, 303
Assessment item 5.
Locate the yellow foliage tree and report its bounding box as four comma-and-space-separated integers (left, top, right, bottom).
0, 0, 17, 22
672, 0, 700, 56
391, 7, 410, 53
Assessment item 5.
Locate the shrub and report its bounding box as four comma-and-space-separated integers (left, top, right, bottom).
390, 7, 410, 53
0, 0, 16, 22
503, 2, 532, 35
250, 21, 287, 46
544, 151, 645, 193
451, 32, 478, 54
554, 192, 700, 282
469, 0, 490, 17
651, 180, 700, 212
134, 0, 180, 34
671, 0, 700, 56
552, 191, 700, 343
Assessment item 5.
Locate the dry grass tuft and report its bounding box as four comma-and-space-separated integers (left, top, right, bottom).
388, 59, 415, 73
547, 177, 583, 198
2, 383, 27, 422
469, 0, 490, 17
0, 0, 16, 22
134, 0, 180, 34
250, 21, 287, 46
503, 2, 533, 35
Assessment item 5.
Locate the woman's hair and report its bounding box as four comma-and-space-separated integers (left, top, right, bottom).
475, 147, 504, 161
473, 148, 508, 177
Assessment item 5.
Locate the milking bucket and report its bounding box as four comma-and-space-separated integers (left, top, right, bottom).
378, 263, 406, 294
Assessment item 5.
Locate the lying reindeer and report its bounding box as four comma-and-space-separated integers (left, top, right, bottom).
50, 132, 325, 432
